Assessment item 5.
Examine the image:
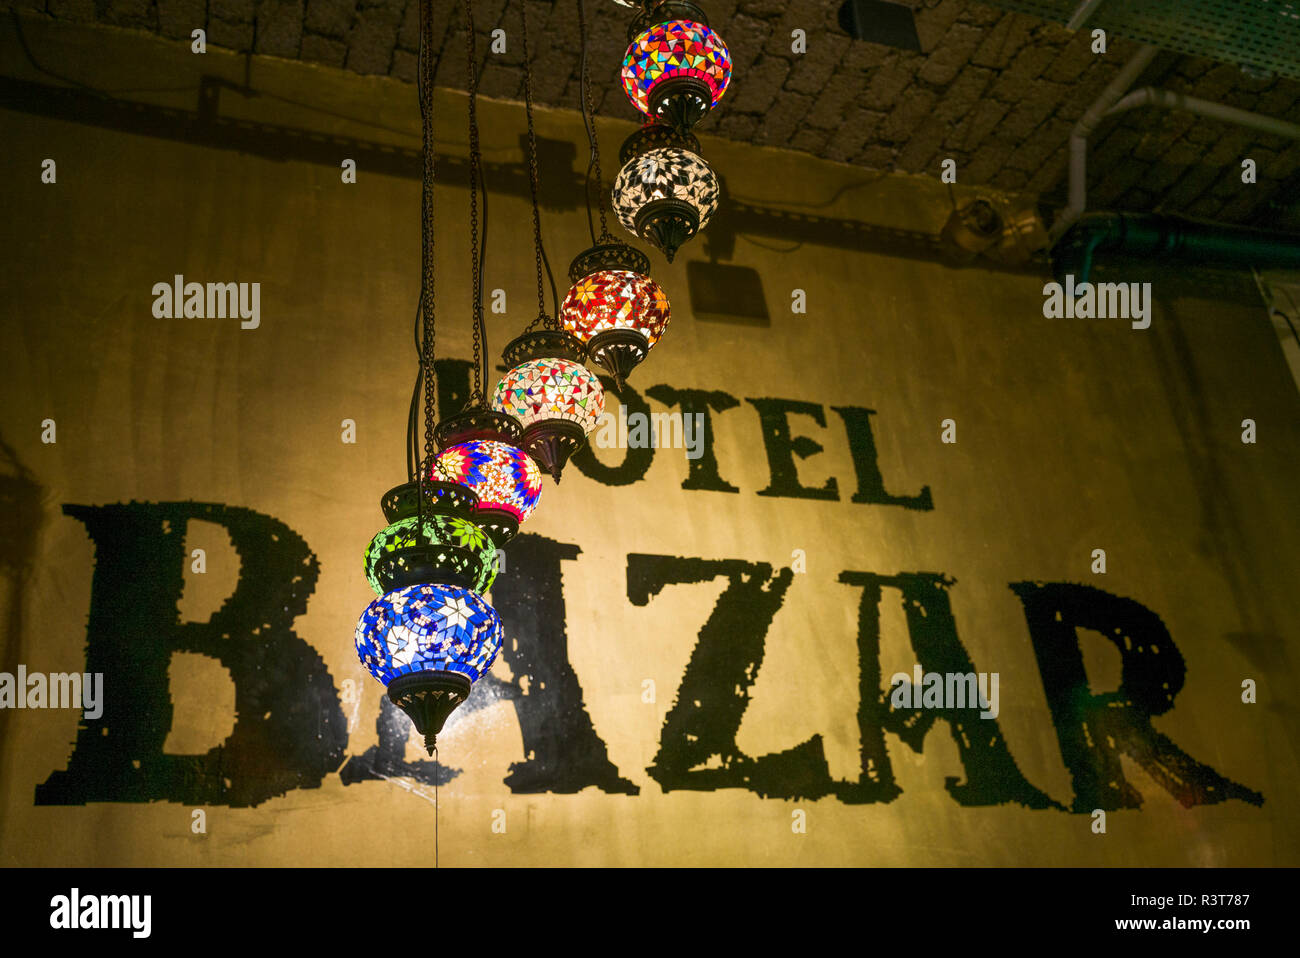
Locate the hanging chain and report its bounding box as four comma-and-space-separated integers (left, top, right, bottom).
519, 0, 552, 330
464, 0, 487, 403
577, 0, 613, 244
420, 0, 439, 467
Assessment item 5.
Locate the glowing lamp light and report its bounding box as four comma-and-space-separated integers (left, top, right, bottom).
622, 18, 732, 132
612, 124, 719, 262
355, 582, 504, 752
562, 269, 671, 347
560, 242, 670, 389
432, 439, 542, 543
561, 269, 671, 388
492, 349, 605, 483
364, 514, 499, 596
494, 357, 605, 433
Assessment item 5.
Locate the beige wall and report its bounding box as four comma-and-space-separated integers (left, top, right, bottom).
2, 14, 1298, 866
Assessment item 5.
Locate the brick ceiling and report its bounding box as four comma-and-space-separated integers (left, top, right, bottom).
17, 0, 1300, 230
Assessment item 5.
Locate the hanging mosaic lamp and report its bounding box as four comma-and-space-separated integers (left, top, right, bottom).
352, 0, 516, 760
561, 240, 670, 389
612, 122, 719, 262
493, 329, 605, 483
356, 582, 504, 754
365, 478, 492, 596
432, 408, 541, 547
364, 512, 499, 596
622, 2, 732, 133
355, 477, 493, 752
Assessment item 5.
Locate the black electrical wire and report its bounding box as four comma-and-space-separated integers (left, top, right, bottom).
464, 0, 492, 402
1271, 281, 1300, 353
576, 0, 607, 247
542, 238, 561, 319
408, 0, 438, 479
480, 173, 489, 391
408, 299, 423, 480
518, 0, 563, 326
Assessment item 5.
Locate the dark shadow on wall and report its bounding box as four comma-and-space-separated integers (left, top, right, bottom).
1080, 260, 1267, 312
5, 70, 1274, 309
0, 434, 44, 774
1145, 282, 1283, 640
0, 69, 1046, 276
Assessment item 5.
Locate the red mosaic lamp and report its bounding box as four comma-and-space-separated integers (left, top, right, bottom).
560, 240, 671, 389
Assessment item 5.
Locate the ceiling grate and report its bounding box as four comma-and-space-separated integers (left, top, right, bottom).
981, 0, 1300, 80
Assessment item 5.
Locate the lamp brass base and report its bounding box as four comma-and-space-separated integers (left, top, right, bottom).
522, 419, 588, 483
648, 75, 711, 134
588, 327, 651, 391
387, 670, 473, 755
635, 197, 700, 263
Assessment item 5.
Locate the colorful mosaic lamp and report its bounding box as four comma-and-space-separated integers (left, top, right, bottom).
432, 407, 542, 547
365, 513, 499, 596
354, 477, 496, 751
612, 122, 719, 262
356, 582, 504, 754
622, 2, 732, 133
493, 329, 605, 483
561, 240, 670, 389
352, 0, 520, 760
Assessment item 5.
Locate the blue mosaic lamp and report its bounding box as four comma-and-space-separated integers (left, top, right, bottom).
353, 0, 516, 760
356, 583, 504, 753
354, 478, 502, 751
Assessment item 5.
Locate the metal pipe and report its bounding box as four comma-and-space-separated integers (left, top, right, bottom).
1051, 49, 1300, 244
1066, 0, 1108, 31
1051, 45, 1159, 243
1052, 212, 1300, 286
1106, 87, 1300, 139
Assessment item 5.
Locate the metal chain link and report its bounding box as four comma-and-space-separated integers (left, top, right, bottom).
420, 0, 438, 466
465, 0, 487, 403
577, 0, 613, 244
519, 0, 552, 329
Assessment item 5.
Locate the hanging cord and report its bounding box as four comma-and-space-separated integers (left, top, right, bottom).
542, 228, 560, 320
405, 0, 439, 483
413, 0, 442, 546
403, 0, 438, 556
519, 0, 561, 331
576, 0, 613, 246
1252, 267, 1300, 353
464, 0, 490, 403
420, 0, 439, 459
407, 301, 422, 480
